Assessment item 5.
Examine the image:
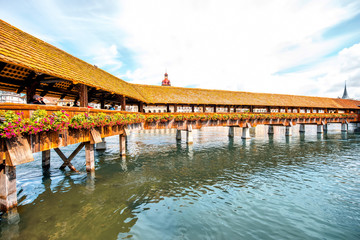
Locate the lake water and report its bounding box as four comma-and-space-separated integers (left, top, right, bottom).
1, 124, 360, 239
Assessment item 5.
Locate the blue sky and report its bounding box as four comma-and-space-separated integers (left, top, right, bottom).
0, 0, 360, 98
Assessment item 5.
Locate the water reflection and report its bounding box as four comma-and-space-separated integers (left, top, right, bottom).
0, 126, 359, 239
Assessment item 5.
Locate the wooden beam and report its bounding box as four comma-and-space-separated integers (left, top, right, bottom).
60, 84, 75, 100
55, 142, 85, 171
0, 62, 6, 73
40, 83, 56, 97
26, 74, 43, 103
15, 72, 35, 94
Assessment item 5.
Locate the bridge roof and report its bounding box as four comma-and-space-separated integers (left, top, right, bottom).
133, 84, 360, 109
0, 20, 145, 102
0, 19, 359, 110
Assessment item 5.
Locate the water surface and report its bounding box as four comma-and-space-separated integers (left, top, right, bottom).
1, 125, 360, 239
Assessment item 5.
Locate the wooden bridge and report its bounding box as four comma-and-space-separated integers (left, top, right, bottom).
0, 19, 360, 213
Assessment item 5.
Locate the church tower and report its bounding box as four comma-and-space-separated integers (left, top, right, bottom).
342, 81, 349, 99
161, 72, 171, 86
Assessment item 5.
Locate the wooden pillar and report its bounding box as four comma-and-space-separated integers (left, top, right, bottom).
268, 125, 274, 135
285, 126, 292, 136
42, 150, 50, 170
228, 126, 234, 138
166, 104, 170, 112
299, 124, 305, 133
120, 95, 126, 111
241, 127, 251, 139
191, 105, 195, 113
227, 106, 231, 113
119, 134, 126, 156
79, 84, 88, 108
285, 107, 288, 113
100, 99, 105, 109
203, 105, 206, 113
176, 129, 182, 141
214, 105, 217, 113
250, 106, 253, 113
186, 125, 193, 144
0, 165, 17, 212
85, 142, 95, 172
174, 104, 178, 113
138, 102, 144, 112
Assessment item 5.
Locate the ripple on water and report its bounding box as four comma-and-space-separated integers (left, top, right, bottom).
2, 131, 360, 239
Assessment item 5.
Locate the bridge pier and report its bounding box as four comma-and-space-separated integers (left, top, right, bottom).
341, 123, 348, 132
241, 127, 251, 139
85, 142, 95, 172
285, 126, 292, 136
0, 166, 17, 212
176, 129, 182, 141
268, 125, 274, 135
323, 124, 328, 133
42, 150, 50, 170
95, 138, 107, 150
119, 134, 126, 156
186, 125, 194, 144
228, 126, 235, 138
299, 124, 305, 133
317, 124, 323, 134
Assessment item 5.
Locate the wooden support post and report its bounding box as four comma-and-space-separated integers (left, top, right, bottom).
213, 105, 217, 113
203, 105, 206, 113
100, 99, 105, 109
285, 107, 288, 113
250, 106, 253, 113
55, 143, 85, 172
241, 127, 251, 139
120, 95, 126, 111
191, 105, 195, 113
323, 124, 328, 132
176, 129, 182, 141
42, 150, 50, 170
79, 84, 88, 107
268, 125, 274, 135
119, 134, 126, 156
285, 126, 292, 136
26, 74, 43, 103
85, 142, 95, 172
174, 104, 178, 113
227, 106, 231, 113
186, 125, 193, 144
228, 126, 234, 138
317, 125, 323, 134
138, 102, 144, 112
166, 104, 170, 112
0, 165, 17, 212
299, 124, 305, 133
341, 123, 348, 132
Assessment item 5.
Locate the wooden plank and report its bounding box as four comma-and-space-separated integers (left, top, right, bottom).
5, 135, 34, 166
90, 128, 102, 144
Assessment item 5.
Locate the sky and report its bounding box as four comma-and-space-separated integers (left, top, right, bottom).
0, 0, 360, 99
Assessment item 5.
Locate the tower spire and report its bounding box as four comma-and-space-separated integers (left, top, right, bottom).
342, 81, 349, 99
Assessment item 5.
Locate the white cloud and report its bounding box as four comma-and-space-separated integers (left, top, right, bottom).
115, 0, 360, 98
1, 0, 360, 99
